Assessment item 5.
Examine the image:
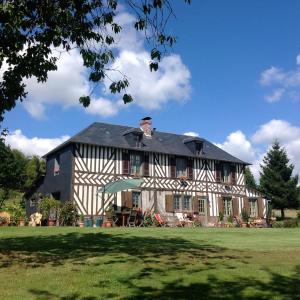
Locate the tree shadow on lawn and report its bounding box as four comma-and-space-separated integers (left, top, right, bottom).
118, 265, 300, 300
2, 230, 299, 299
0, 230, 243, 268
27, 266, 300, 300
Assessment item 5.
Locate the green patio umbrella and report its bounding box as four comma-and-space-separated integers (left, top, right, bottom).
98, 178, 144, 194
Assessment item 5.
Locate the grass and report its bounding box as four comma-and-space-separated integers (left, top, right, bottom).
0, 227, 300, 299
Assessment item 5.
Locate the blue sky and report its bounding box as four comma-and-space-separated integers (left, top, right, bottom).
3, 0, 300, 179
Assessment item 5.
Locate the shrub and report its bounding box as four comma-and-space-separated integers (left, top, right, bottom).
283, 219, 298, 228
39, 197, 60, 220
272, 221, 284, 228
59, 201, 79, 226
227, 214, 233, 223
297, 210, 300, 219
272, 219, 298, 228
5, 202, 25, 225
218, 212, 224, 222
194, 220, 202, 227
241, 208, 250, 222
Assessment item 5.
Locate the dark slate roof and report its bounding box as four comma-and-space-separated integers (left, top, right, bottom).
44, 122, 249, 164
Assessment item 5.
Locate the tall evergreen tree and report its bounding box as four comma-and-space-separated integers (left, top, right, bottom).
259, 140, 299, 218
245, 167, 257, 190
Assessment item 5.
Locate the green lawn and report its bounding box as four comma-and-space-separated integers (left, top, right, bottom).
1, 227, 300, 300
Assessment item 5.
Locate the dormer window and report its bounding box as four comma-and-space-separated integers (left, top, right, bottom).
54, 154, 60, 176
123, 128, 143, 148
195, 142, 203, 155
183, 137, 203, 156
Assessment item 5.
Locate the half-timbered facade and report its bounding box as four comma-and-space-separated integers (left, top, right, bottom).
27, 118, 267, 225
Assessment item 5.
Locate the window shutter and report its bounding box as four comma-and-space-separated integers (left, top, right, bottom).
192, 196, 199, 213
257, 197, 264, 218
230, 165, 236, 185
170, 156, 176, 178
207, 198, 210, 217
122, 152, 130, 175
187, 159, 194, 180
143, 153, 150, 177
121, 191, 132, 208
218, 197, 224, 214
165, 195, 173, 212
232, 198, 239, 216
216, 163, 221, 182
243, 197, 250, 213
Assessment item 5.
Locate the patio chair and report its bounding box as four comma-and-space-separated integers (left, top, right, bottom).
154, 213, 166, 227
164, 214, 182, 227
111, 210, 120, 226
29, 212, 42, 226
127, 210, 137, 227
175, 212, 187, 227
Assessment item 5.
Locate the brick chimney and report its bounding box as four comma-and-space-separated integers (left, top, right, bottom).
140, 117, 152, 138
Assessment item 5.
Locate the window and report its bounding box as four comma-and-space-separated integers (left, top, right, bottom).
222, 164, 230, 183
195, 142, 203, 155
249, 199, 258, 217
132, 191, 141, 208
224, 198, 232, 216
173, 195, 180, 210
199, 197, 206, 214
54, 155, 60, 175
130, 153, 142, 175
176, 157, 187, 178
183, 196, 191, 211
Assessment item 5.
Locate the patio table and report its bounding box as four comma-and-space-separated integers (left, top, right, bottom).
116, 211, 131, 226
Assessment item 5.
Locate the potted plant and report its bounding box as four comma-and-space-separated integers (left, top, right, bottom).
103, 205, 114, 227
226, 214, 233, 228
241, 208, 249, 228
79, 214, 84, 228
18, 211, 26, 226
39, 197, 60, 226
218, 212, 224, 227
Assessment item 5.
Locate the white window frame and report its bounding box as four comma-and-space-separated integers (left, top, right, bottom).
130, 153, 142, 176
132, 191, 141, 209
199, 197, 206, 215
173, 195, 181, 211
182, 195, 191, 211
176, 157, 187, 178
249, 198, 258, 218
223, 198, 232, 216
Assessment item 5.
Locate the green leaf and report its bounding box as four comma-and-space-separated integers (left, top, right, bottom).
123, 94, 133, 104
79, 96, 91, 107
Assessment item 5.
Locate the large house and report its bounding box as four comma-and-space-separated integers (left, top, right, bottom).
27, 118, 266, 225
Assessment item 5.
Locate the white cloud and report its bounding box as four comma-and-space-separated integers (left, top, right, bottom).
251, 119, 300, 144
5, 130, 70, 156
104, 50, 191, 110
216, 130, 256, 164
85, 97, 121, 117
217, 120, 300, 182
183, 131, 199, 137
1, 11, 191, 119
264, 88, 285, 103
260, 66, 285, 86
260, 54, 300, 103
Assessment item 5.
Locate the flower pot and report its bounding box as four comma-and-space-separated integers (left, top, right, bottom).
242, 222, 248, 228
19, 220, 25, 227
48, 219, 56, 226
79, 221, 84, 228
103, 220, 112, 227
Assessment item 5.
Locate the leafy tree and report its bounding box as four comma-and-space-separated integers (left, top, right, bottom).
0, 0, 190, 122
259, 141, 299, 219
245, 166, 257, 190
25, 155, 45, 191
